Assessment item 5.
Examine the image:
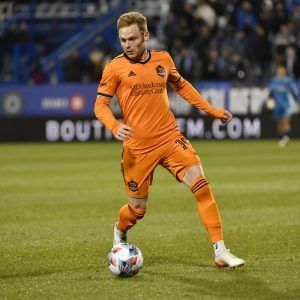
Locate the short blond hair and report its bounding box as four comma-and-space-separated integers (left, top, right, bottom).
117, 11, 148, 33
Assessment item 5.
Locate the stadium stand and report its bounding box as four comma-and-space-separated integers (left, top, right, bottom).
0, 0, 300, 84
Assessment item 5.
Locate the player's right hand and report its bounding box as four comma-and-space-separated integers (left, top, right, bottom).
115, 124, 134, 141
221, 110, 233, 123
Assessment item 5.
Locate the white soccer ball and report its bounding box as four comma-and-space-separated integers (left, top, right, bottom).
107, 243, 143, 277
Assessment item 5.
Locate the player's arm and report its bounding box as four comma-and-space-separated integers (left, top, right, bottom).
290, 80, 299, 102
94, 63, 133, 141
167, 55, 232, 123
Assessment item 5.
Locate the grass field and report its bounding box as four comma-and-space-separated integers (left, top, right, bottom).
0, 140, 299, 299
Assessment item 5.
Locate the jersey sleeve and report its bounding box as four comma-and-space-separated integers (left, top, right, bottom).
166, 53, 225, 119
97, 61, 119, 98
166, 53, 182, 84
94, 62, 120, 135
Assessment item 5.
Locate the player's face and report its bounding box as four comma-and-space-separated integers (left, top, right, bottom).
119, 24, 149, 61
277, 66, 286, 78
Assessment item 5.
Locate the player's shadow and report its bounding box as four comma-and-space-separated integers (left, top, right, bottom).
0, 267, 72, 280
141, 264, 292, 299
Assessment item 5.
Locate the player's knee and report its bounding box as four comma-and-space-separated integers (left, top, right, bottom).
183, 164, 204, 186
128, 196, 148, 211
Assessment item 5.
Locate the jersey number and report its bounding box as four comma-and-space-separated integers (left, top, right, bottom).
175, 138, 189, 150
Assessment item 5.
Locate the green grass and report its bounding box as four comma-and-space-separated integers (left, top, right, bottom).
0, 140, 299, 299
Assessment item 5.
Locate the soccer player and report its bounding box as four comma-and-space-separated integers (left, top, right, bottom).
269, 65, 299, 147
94, 12, 244, 268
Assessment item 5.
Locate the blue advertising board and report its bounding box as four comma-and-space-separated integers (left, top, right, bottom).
0, 84, 98, 117
1, 82, 299, 118
0, 82, 299, 141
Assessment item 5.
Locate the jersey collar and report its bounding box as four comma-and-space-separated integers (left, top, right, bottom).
123, 50, 151, 64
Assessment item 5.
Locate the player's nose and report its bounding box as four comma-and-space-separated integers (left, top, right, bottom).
125, 41, 131, 48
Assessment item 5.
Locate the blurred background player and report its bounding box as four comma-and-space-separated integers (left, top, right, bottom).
94, 11, 244, 268
269, 65, 299, 147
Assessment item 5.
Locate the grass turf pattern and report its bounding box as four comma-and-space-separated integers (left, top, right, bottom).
0, 140, 299, 299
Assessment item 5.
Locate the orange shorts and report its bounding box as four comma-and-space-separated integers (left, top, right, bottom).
121, 133, 201, 198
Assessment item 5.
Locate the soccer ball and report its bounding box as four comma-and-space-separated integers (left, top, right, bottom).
107, 243, 143, 277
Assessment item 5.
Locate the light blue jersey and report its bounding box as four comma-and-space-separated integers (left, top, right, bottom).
269, 76, 298, 120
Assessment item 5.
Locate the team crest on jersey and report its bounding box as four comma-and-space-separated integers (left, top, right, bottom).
156, 65, 166, 77
128, 181, 138, 192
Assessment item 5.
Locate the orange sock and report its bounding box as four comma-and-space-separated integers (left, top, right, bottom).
190, 176, 223, 243
118, 204, 146, 232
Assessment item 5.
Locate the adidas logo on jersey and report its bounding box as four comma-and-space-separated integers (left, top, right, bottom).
128, 71, 136, 77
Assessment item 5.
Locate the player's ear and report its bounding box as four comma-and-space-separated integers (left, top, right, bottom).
144, 31, 150, 42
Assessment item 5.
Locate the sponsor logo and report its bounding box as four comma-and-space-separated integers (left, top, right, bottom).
45, 119, 115, 142
1, 91, 23, 117
44, 117, 262, 142
177, 117, 261, 139
128, 71, 136, 77
69, 94, 85, 112
42, 94, 85, 112
130, 82, 166, 96
156, 65, 166, 77
41, 97, 69, 110
128, 181, 138, 192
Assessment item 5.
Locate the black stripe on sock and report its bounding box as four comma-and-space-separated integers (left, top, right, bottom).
191, 179, 207, 193
128, 205, 144, 219
191, 179, 206, 191
192, 182, 209, 193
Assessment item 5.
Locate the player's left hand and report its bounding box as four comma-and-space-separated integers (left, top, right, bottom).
221, 110, 233, 123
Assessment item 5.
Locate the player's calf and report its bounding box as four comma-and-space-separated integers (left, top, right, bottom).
190, 175, 223, 242
113, 203, 146, 246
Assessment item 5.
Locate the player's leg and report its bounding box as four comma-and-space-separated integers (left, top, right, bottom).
182, 165, 244, 268
114, 196, 148, 245
278, 117, 291, 147
161, 134, 244, 267
182, 164, 222, 243
160, 136, 223, 243
113, 148, 157, 245
275, 105, 291, 147
278, 117, 291, 134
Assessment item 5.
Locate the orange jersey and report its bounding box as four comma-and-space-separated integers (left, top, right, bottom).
94, 50, 225, 154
